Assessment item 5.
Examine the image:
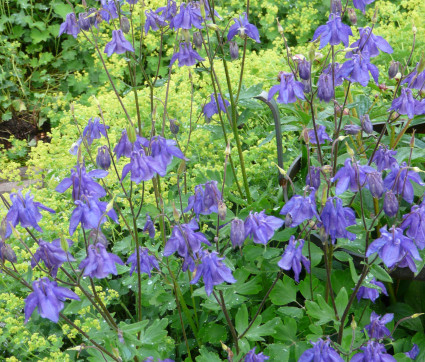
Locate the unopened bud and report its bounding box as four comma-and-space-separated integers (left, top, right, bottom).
346, 141, 354, 157
410, 130, 415, 148
230, 218, 245, 248
200, 0, 206, 19
337, 135, 347, 141
60, 236, 70, 252
412, 24, 417, 35
193, 31, 203, 49
302, 79, 311, 94
1, 243, 17, 263
394, 72, 402, 82
275, 163, 286, 176
383, 190, 398, 217
207, 23, 219, 31
321, 165, 333, 174
388, 61, 400, 79
343, 124, 361, 135
361, 114, 373, 134
285, 214, 293, 228
182, 29, 191, 43
172, 202, 180, 222
218, 200, 226, 221
229, 41, 239, 60
417, 53, 425, 74
126, 125, 137, 143
331, 0, 342, 14
169, 118, 180, 134
299, 59, 311, 80
412, 167, 421, 173
120, 16, 131, 34
177, 160, 186, 175
372, 8, 378, 24
106, 198, 115, 213
82, 0, 87, 8
411, 313, 424, 319
367, 172, 384, 198
351, 316, 357, 330
347, 8, 357, 25
276, 18, 284, 35
96, 145, 111, 170
308, 44, 316, 62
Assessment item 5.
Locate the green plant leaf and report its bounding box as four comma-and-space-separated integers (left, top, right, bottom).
335, 287, 348, 317
235, 303, 248, 335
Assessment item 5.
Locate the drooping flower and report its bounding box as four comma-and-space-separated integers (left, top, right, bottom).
143, 214, 156, 238
298, 59, 311, 80
320, 197, 356, 243
170, 3, 203, 30
31, 239, 75, 277
96, 146, 111, 170
169, 42, 204, 67
361, 114, 373, 134
113, 130, 144, 160
405, 344, 419, 359
356, 278, 388, 303
190, 250, 236, 296
244, 210, 284, 245
104, 29, 135, 57
312, 13, 353, 49
155, 0, 177, 22
59, 13, 80, 38
347, 27, 393, 58
144, 9, 167, 34
100, 0, 118, 22
4, 191, 55, 238
298, 338, 343, 362
227, 13, 260, 43
69, 137, 83, 156
331, 158, 375, 195
308, 125, 332, 145
401, 205, 425, 250
127, 247, 160, 277
364, 311, 393, 339
338, 52, 379, 87
306, 166, 321, 190
184, 181, 222, 219
372, 146, 397, 172
82, 117, 109, 146
366, 225, 421, 269
121, 149, 166, 184
351, 341, 396, 362
278, 236, 310, 282
78, 9, 98, 31
24, 278, 80, 323
389, 88, 422, 120
268, 72, 305, 104
317, 72, 334, 103
88, 229, 109, 247
203, 93, 230, 120
402, 63, 425, 90
279, 190, 320, 227
383, 162, 424, 204
383, 190, 399, 217
344, 124, 361, 135
0, 241, 17, 263
79, 243, 124, 279
353, 0, 377, 13
244, 347, 270, 362
230, 218, 246, 248
367, 171, 384, 198
141, 135, 188, 170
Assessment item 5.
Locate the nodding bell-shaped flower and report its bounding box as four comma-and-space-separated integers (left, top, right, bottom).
104, 29, 135, 57
308, 125, 332, 145
268, 72, 305, 104
244, 210, 284, 245
344, 124, 362, 135
169, 42, 205, 67
127, 247, 160, 277
59, 13, 80, 38
113, 130, 144, 160
141, 135, 188, 170
402, 62, 425, 90
170, 3, 203, 30
306, 166, 321, 190
367, 171, 384, 198
278, 236, 310, 282
230, 218, 245, 248
347, 27, 393, 58
401, 205, 425, 250
143, 214, 156, 238
320, 197, 356, 243
312, 13, 352, 49
364, 312, 393, 339
351, 341, 396, 362
279, 189, 320, 227
356, 278, 388, 303
79, 243, 124, 279
144, 9, 167, 34
96, 146, 111, 170
298, 59, 311, 80
244, 347, 270, 362
121, 149, 166, 184
383, 190, 399, 217
353, 0, 377, 14
339, 52, 379, 87
100, 0, 118, 23
82, 117, 109, 146
203, 93, 230, 120
155, 0, 177, 23
389, 88, 422, 120
372, 146, 397, 172
298, 338, 344, 362
229, 41, 239, 60
331, 158, 375, 195
317, 72, 334, 103
361, 114, 373, 134
78, 9, 98, 31
227, 13, 260, 43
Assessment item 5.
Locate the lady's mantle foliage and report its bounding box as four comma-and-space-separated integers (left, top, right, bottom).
79, 243, 124, 279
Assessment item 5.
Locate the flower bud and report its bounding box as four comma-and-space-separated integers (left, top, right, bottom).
298, 59, 311, 80
367, 172, 384, 198
182, 29, 191, 43
207, 23, 219, 31
200, 0, 206, 19
0, 218, 7, 241
347, 8, 357, 25
343, 124, 361, 135
384, 190, 398, 217
410, 131, 415, 148
388, 61, 400, 79
225, 142, 231, 156
60, 236, 69, 252
302, 79, 311, 94
417, 53, 425, 74
229, 41, 239, 60
331, 0, 342, 14
276, 18, 284, 35
1, 243, 17, 263
96, 145, 111, 170
126, 125, 137, 143
346, 141, 355, 157
82, 0, 87, 8
218, 200, 226, 221
230, 218, 245, 248
89, 229, 109, 247
169, 118, 180, 134
379, 83, 388, 91
361, 114, 373, 134
308, 43, 316, 63
193, 31, 203, 49
177, 159, 186, 175
120, 16, 131, 34
306, 166, 321, 189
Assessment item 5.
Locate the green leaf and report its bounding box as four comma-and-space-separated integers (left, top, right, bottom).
348, 258, 359, 283
264, 344, 290, 362
306, 295, 335, 325
335, 287, 348, 317
235, 304, 248, 335
277, 306, 304, 319
120, 320, 149, 335
195, 346, 223, 362
30, 28, 50, 43
245, 317, 281, 341
370, 264, 393, 283
270, 276, 297, 305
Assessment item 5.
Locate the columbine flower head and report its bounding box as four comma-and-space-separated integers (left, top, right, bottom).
113, 130, 144, 160
366, 225, 421, 270
298, 338, 343, 362
203, 93, 230, 120
339, 52, 379, 87
155, 0, 177, 22
306, 166, 321, 190
59, 13, 80, 38
82, 117, 109, 146
190, 250, 236, 296
69, 137, 83, 155
268, 72, 305, 104
127, 247, 160, 277
361, 114, 373, 134
364, 312, 393, 339
402, 63, 425, 90
344, 124, 361, 135
312, 13, 352, 49
141, 135, 188, 170
383, 162, 424, 204
184, 181, 222, 219
353, 0, 377, 13
320, 197, 356, 243
401, 205, 425, 250
0, 241, 17, 263
298, 59, 311, 80
279, 189, 320, 227
331, 158, 375, 195
372, 146, 397, 171
351, 341, 396, 362
170, 3, 203, 30
25, 277, 79, 323
317, 72, 334, 103
121, 149, 166, 184
104, 29, 135, 57
78, 9, 98, 31
230, 218, 245, 248
405, 344, 419, 359
100, 0, 118, 22
389, 88, 422, 120
170, 42, 204, 67
244, 347, 269, 362
96, 145, 111, 170
356, 278, 388, 303
143, 214, 155, 238
31, 239, 75, 277
79, 243, 124, 279
244, 210, 284, 245
278, 236, 310, 282
347, 27, 393, 58
383, 190, 399, 217
227, 13, 260, 43
4, 191, 55, 238
144, 9, 167, 34
308, 125, 332, 145
164, 219, 211, 258
367, 171, 384, 198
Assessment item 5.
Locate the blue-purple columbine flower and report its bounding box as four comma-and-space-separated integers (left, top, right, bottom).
317, 72, 334, 103
59, 13, 80, 38
143, 214, 155, 238
306, 166, 321, 190
121, 149, 166, 184
227, 13, 260, 43
0, 241, 17, 263
96, 146, 111, 170
244, 210, 284, 245
320, 197, 356, 243
308, 125, 332, 145
190, 250, 236, 296
78, 9, 98, 31
4, 191, 55, 238
367, 171, 384, 198
364, 311, 393, 339
389, 88, 422, 120
164, 219, 211, 258
69, 137, 83, 156
279, 189, 320, 227
25, 277, 80, 323
361, 114, 373, 134
268, 72, 305, 104
312, 13, 353, 49
230, 218, 245, 248
405, 344, 419, 359
127, 247, 160, 277
56, 162, 107, 201
100, 0, 118, 22
372, 146, 397, 172
366, 225, 421, 270
383, 162, 424, 204
347, 27, 393, 58
203, 93, 230, 120
401, 205, 425, 250
244, 347, 269, 362
170, 42, 205, 67
155, 0, 177, 22
144, 9, 167, 34
184, 181, 222, 219
79, 243, 124, 279
113, 130, 144, 160
338, 52, 379, 87
170, 3, 203, 30
402, 63, 425, 90
331, 158, 375, 195
344, 124, 362, 135
144, 358, 175, 362
298, 59, 311, 80
31, 239, 75, 277
353, 0, 377, 14
141, 135, 188, 170
82, 117, 109, 146
278, 236, 310, 283
351, 341, 395, 362
104, 29, 135, 57
356, 278, 388, 303
383, 190, 399, 217
298, 338, 343, 362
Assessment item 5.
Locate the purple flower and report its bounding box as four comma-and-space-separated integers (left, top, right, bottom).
339, 53, 379, 87
190, 250, 236, 296
100, 0, 118, 22
405, 344, 419, 359
69, 137, 83, 156
331, 158, 375, 195
82, 117, 109, 146
402, 63, 425, 90
141, 135, 188, 170
227, 13, 260, 43
4, 191, 55, 238
364, 311, 393, 339
96, 146, 111, 170
383, 162, 424, 204
367, 171, 384, 198
144, 10, 167, 34
317, 72, 334, 102
323, 62, 344, 86
356, 278, 388, 303
144, 358, 175, 362
164, 219, 211, 258
104, 29, 135, 57
79, 243, 124, 279
308, 125, 332, 145
306, 166, 321, 190
366, 226, 421, 269
31, 239, 75, 277
278, 236, 310, 282
312, 13, 352, 49
143, 214, 155, 238
383, 191, 399, 217
347, 27, 393, 58
59, 13, 80, 38
401, 205, 425, 250
353, 0, 377, 13
372, 146, 397, 172
279, 190, 320, 227
24, 278, 79, 323
113, 130, 144, 160
170, 3, 203, 30
0, 241, 17, 263
361, 114, 373, 134
184, 181, 222, 219
127, 247, 159, 277
78, 9, 98, 31
121, 149, 166, 184
344, 124, 361, 135
389, 88, 422, 119
203, 93, 230, 120
230, 218, 245, 248
298, 338, 343, 362
299, 59, 311, 80
320, 197, 356, 243
268, 72, 305, 104
244, 210, 284, 245
351, 341, 396, 362
169, 42, 204, 67
155, 0, 177, 22
244, 347, 269, 362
